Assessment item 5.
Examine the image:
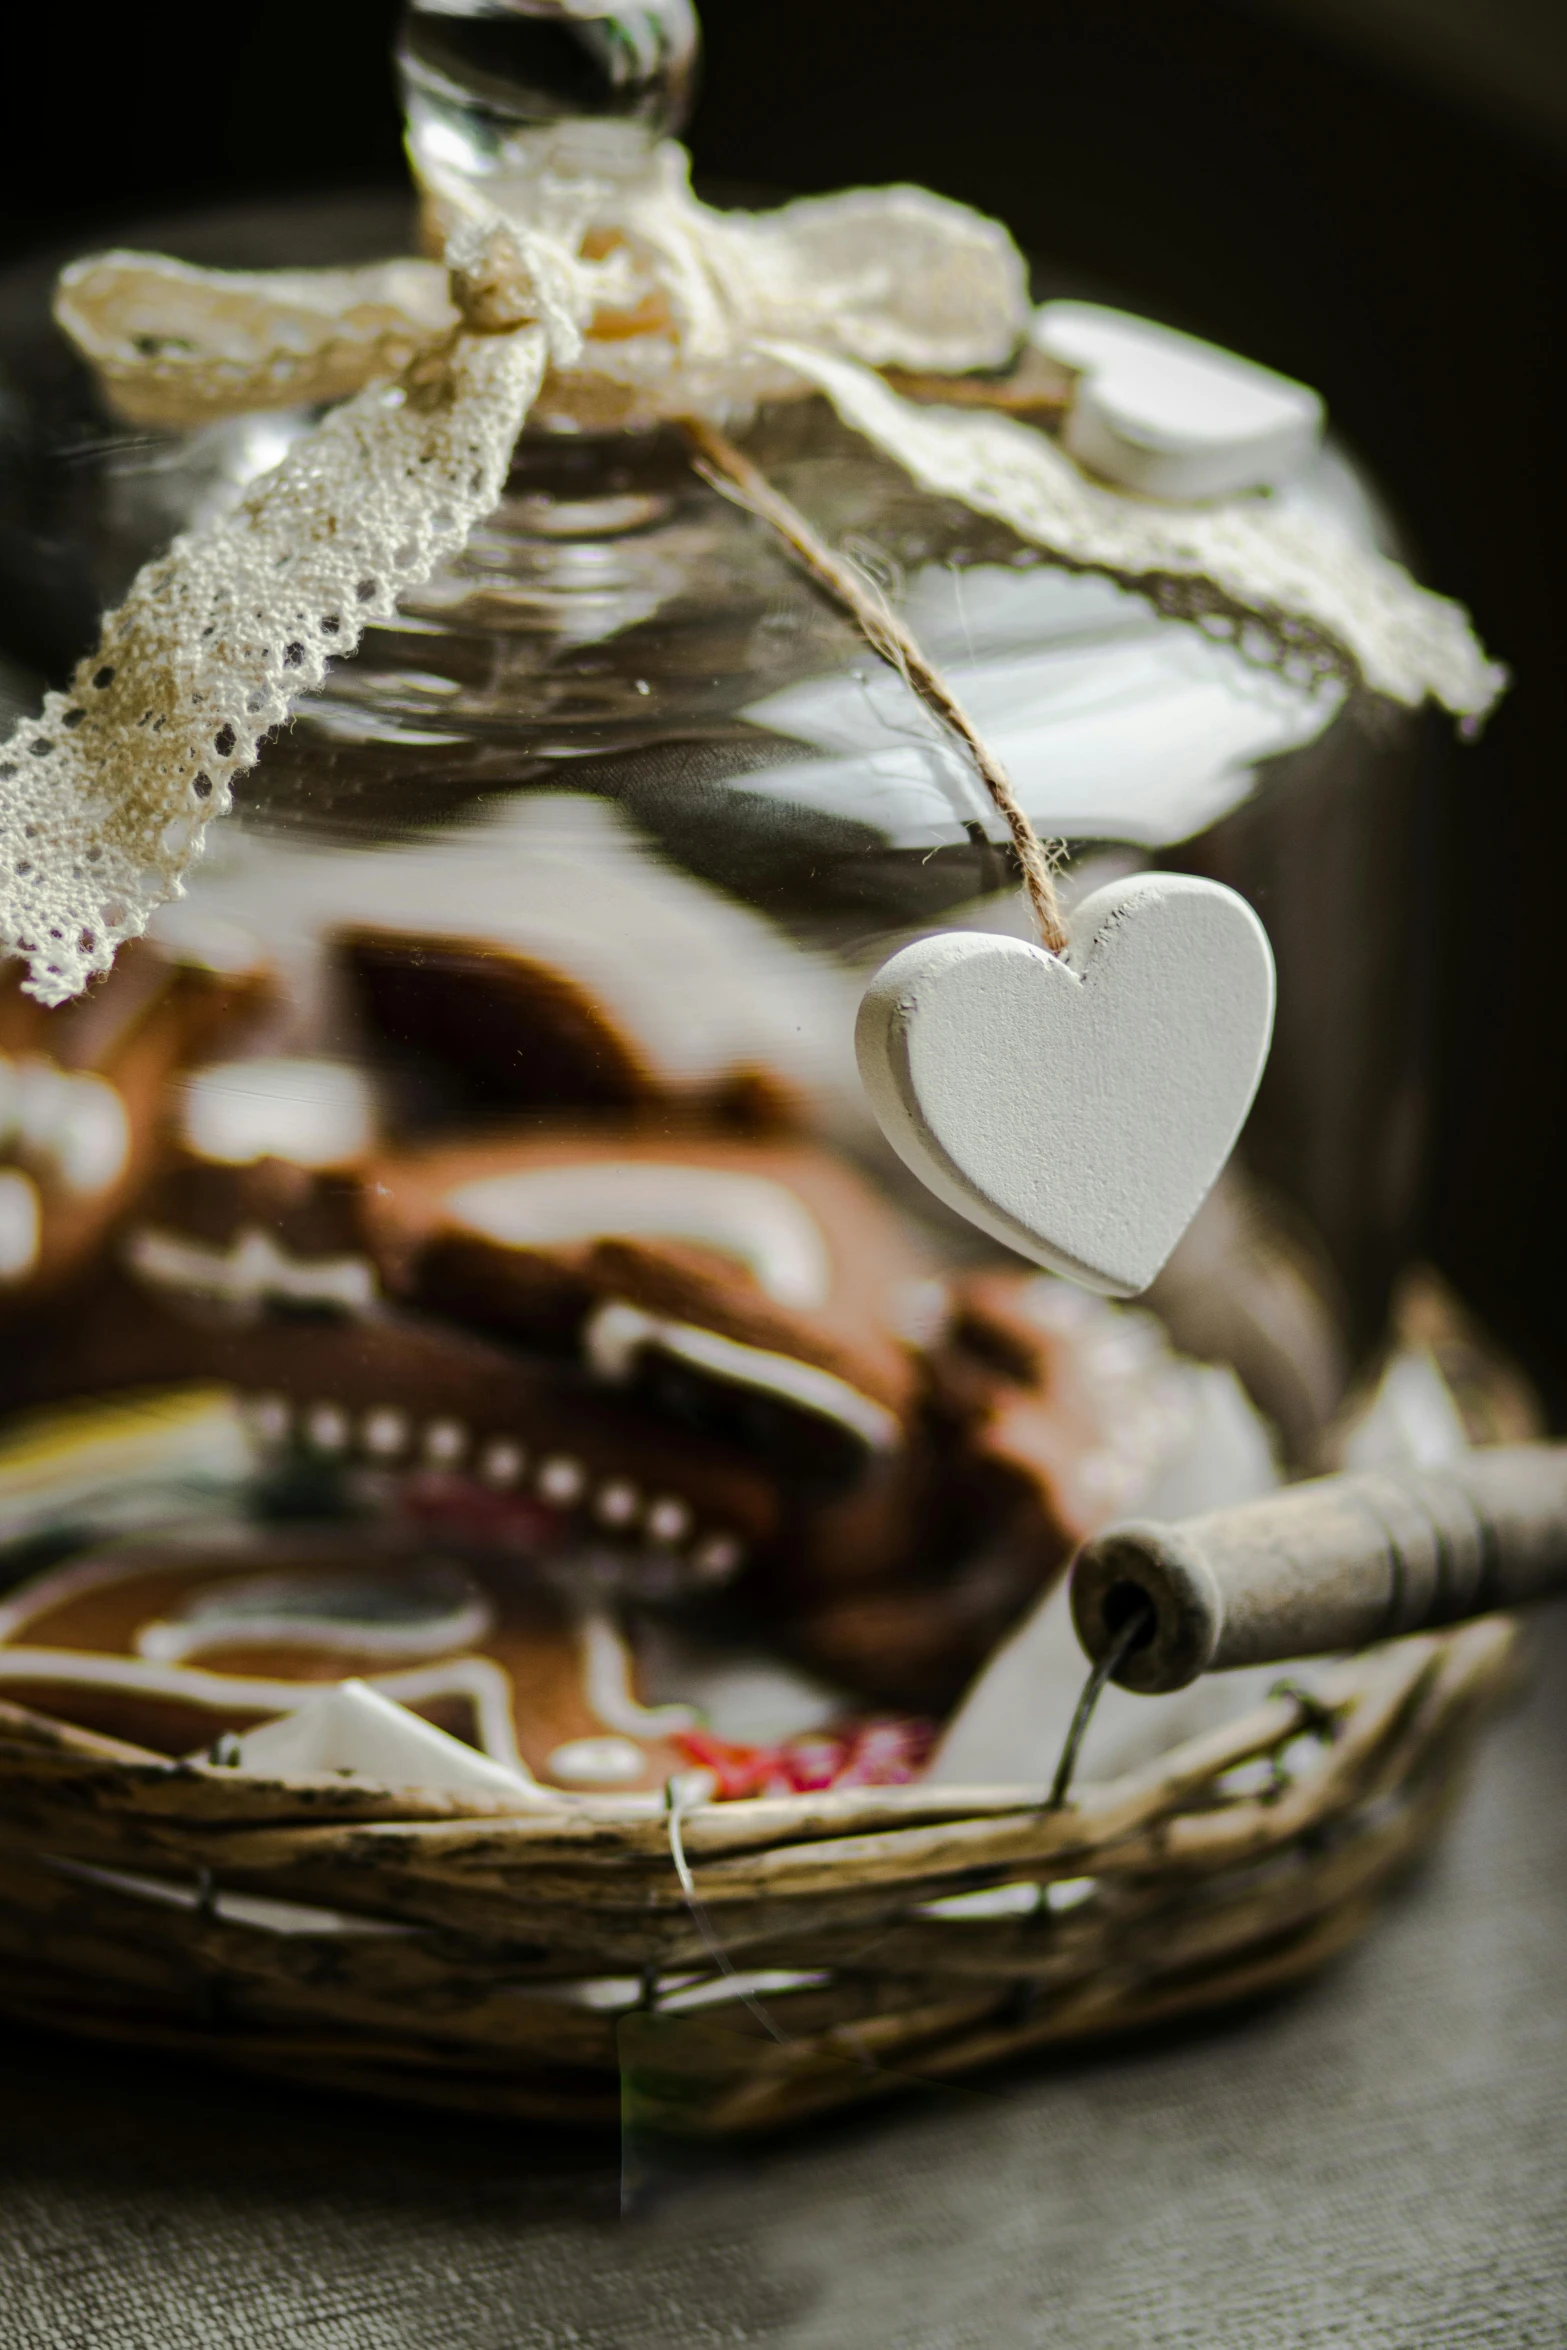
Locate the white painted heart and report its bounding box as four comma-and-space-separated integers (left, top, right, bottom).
1034, 301, 1323, 503
856, 873, 1275, 1297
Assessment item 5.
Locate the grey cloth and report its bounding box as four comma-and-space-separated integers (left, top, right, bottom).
4, 1611, 1566, 2348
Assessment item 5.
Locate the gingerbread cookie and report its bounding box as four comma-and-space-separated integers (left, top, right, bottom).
0, 943, 271, 1313
10, 1271, 775, 1597
360, 1127, 931, 1492
0, 1531, 696, 1790
781, 1272, 1199, 1711
337, 923, 809, 1133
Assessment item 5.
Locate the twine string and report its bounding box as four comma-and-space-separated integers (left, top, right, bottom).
680, 416, 1070, 956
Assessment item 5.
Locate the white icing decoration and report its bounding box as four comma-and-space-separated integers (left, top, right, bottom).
3, 1057, 130, 1197
576, 1604, 698, 1734
307, 1406, 350, 1454
126, 1225, 378, 1320
12, 1062, 72, 1159
49, 1074, 131, 1196
546, 1734, 648, 1787
585, 1297, 900, 1453
447, 1159, 832, 1308
135, 1563, 494, 1667
180, 1058, 377, 1168
537, 1455, 585, 1505
364, 1408, 411, 1458
855, 873, 1275, 1298
1035, 301, 1324, 501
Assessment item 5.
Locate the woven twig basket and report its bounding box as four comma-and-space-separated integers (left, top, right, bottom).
0, 1615, 1515, 2137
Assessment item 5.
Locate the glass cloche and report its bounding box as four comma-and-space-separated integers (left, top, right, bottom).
0, 0, 1509, 1802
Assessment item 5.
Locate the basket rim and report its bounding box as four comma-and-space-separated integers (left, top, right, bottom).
0, 1615, 1519, 2135
0, 1615, 1517, 1862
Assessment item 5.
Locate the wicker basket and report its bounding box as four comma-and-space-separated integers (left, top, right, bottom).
0, 1613, 1516, 2136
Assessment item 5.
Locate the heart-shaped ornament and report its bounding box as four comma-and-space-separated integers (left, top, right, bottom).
1034, 301, 1323, 503
856, 873, 1275, 1297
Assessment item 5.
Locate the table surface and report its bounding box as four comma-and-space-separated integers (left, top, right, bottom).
4, 1608, 1566, 2350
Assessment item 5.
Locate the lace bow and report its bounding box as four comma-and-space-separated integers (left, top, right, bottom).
1, 132, 1502, 1003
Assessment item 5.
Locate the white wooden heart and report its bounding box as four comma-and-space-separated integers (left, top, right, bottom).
856, 873, 1275, 1297
1034, 301, 1323, 502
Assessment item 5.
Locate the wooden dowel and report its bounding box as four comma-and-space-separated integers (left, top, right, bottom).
1071, 1445, 1567, 1692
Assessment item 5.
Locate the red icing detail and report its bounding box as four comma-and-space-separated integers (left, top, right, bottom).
673, 1717, 933, 1801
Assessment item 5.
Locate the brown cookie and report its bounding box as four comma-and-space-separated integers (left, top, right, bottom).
125, 1155, 372, 1322
781, 1274, 1159, 1711
0, 1532, 692, 1791
360, 1127, 932, 1492
337, 925, 802, 1132
8, 1272, 775, 1595
32, 1112, 944, 1602
921, 1271, 1171, 1542
0, 943, 272, 1315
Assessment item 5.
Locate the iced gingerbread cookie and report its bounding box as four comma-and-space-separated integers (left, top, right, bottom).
337, 925, 805, 1132
0, 943, 270, 1313
0, 1532, 696, 1791
360, 1127, 932, 1487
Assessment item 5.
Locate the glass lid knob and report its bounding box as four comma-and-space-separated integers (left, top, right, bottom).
398, 0, 700, 175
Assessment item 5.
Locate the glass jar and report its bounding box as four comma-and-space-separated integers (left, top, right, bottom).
0, 0, 1471, 1784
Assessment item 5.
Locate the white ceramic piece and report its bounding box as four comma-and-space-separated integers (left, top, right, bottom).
855, 873, 1275, 1299
230, 1679, 533, 1798
1034, 301, 1323, 502
576, 1607, 699, 1736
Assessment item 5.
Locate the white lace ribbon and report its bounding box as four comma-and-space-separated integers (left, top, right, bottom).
2, 139, 1501, 1003
768, 343, 1506, 720
1, 331, 543, 1004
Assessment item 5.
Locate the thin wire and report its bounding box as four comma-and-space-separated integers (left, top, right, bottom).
665, 1777, 791, 2045
1048, 1598, 1157, 1812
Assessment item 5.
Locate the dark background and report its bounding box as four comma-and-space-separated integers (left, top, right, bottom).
2, 0, 1563, 1404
